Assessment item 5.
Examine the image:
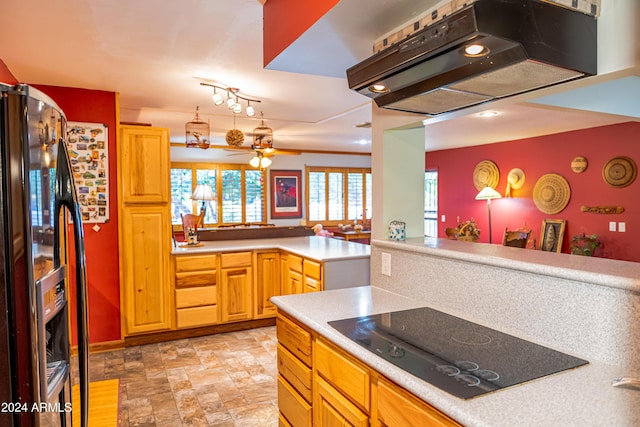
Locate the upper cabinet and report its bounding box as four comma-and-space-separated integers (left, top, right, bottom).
119, 125, 170, 204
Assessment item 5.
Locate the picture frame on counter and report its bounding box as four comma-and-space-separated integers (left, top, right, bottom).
270, 169, 302, 218
540, 219, 566, 253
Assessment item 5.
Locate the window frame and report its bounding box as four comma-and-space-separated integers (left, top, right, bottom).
170, 162, 267, 228
305, 166, 371, 226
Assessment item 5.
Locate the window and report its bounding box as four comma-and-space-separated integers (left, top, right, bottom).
306, 167, 371, 224
170, 163, 266, 226
425, 170, 438, 237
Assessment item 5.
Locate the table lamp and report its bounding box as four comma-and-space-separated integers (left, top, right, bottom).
475, 186, 501, 244
191, 184, 215, 215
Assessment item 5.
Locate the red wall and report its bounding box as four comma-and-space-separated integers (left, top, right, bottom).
427, 122, 640, 262
34, 85, 121, 344
0, 59, 17, 84
263, 0, 339, 67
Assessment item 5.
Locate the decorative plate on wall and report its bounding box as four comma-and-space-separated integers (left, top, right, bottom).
602, 156, 637, 188
533, 173, 571, 214
473, 160, 499, 191
571, 156, 588, 173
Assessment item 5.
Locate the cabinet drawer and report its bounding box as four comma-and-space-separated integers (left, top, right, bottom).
315, 338, 370, 412
276, 313, 312, 366
304, 277, 320, 293
175, 270, 216, 288
288, 254, 303, 273
175, 254, 217, 272
176, 305, 218, 328
278, 375, 311, 427
303, 259, 321, 280
277, 344, 312, 403
175, 287, 217, 308
377, 378, 462, 426
220, 251, 252, 268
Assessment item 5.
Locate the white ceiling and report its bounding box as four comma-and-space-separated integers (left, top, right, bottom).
1, 0, 638, 160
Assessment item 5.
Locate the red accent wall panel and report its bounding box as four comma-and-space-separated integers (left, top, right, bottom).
263, 0, 339, 67
427, 122, 640, 262
33, 85, 120, 344
0, 58, 18, 84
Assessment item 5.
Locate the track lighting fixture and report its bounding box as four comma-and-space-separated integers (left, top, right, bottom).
201, 82, 261, 117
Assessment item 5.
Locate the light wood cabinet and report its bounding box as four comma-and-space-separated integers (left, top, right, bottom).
276, 309, 461, 427
254, 251, 280, 319
375, 377, 462, 427
118, 125, 171, 337
220, 252, 253, 322
173, 254, 218, 328
276, 311, 313, 427
119, 126, 169, 204
314, 376, 369, 427
303, 259, 322, 293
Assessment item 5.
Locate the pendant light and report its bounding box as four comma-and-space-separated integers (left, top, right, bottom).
252, 112, 273, 150
185, 106, 210, 149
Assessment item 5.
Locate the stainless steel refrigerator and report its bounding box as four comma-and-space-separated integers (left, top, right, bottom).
0, 84, 89, 426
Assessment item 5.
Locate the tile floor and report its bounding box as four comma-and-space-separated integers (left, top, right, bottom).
74, 326, 279, 426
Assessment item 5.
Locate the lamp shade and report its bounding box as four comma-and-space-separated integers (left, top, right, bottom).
191, 184, 215, 201
475, 186, 502, 200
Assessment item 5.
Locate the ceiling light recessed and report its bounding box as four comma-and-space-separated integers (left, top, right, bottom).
463, 44, 490, 57
478, 111, 500, 118
369, 84, 389, 94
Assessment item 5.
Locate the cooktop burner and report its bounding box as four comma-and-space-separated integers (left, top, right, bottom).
328, 307, 588, 399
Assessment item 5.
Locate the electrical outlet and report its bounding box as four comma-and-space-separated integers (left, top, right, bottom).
381, 252, 391, 276
441, 215, 446, 222
619, 222, 626, 233
609, 221, 617, 232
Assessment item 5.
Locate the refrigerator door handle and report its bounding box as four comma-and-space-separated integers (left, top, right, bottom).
53, 139, 89, 427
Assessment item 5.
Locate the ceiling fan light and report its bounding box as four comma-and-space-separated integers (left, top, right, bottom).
260, 156, 272, 168
249, 155, 261, 168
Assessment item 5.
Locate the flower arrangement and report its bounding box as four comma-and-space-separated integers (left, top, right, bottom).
457, 218, 480, 241
570, 232, 600, 256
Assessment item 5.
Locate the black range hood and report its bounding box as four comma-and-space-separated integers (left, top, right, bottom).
346, 0, 597, 115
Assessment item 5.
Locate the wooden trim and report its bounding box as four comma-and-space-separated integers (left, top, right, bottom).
122, 318, 275, 347
71, 339, 125, 355
169, 142, 371, 156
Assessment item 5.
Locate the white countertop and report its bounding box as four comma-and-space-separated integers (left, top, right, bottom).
271, 286, 640, 427
171, 235, 370, 262
374, 237, 640, 293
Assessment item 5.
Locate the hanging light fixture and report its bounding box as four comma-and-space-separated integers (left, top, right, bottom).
201, 82, 261, 117
252, 112, 273, 150
249, 151, 272, 169
185, 106, 210, 149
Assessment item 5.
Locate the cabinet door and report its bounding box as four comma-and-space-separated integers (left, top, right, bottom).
314, 376, 368, 427
255, 251, 279, 318
280, 253, 290, 295
220, 266, 253, 322
121, 206, 171, 334
288, 270, 304, 295
119, 126, 169, 204
376, 378, 462, 427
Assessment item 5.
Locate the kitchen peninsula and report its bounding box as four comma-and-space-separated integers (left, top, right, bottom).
272, 238, 640, 426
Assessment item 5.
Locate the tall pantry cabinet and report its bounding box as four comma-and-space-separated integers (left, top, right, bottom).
118, 125, 172, 336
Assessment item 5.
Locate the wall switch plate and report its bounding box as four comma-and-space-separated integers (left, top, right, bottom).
381, 252, 391, 276
441, 215, 446, 222
609, 221, 617, 232
619, 222, 626, 232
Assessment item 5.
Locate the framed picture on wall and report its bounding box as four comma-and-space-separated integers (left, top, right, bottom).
540, 219, 566, 252
270, 170, 302, 218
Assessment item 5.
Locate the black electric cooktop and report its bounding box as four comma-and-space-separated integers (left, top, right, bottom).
328, 307, 588, 399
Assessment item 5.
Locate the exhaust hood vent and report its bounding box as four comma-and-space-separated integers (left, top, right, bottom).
346, 0, 597, 116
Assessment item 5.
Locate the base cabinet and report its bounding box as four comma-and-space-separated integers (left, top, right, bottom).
220, 252, 253, 322
174, 254, 218, 328
276, 309, 461, 427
